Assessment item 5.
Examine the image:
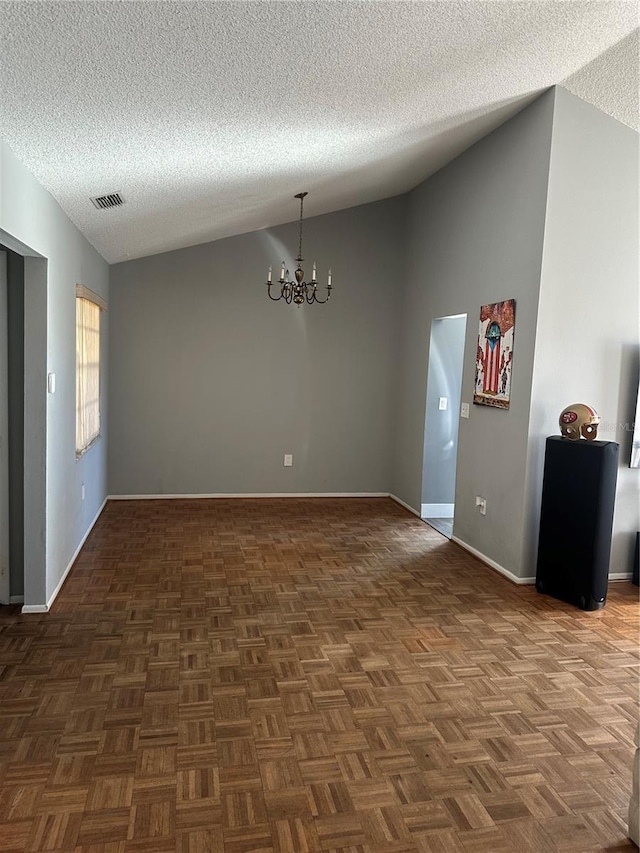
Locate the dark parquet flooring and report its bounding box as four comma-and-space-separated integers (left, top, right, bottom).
0, 497, 638, 853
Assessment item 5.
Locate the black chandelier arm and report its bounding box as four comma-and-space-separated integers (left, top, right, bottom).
266, 283, 296, 303
310, 287, 332, 304
266, 283, 285, 301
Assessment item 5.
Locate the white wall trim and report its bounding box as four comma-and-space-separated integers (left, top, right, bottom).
421, 503, 454, 518
452, 535, 536, 585
609, 573, 633, 581
108, 492, 390, 500
389, 494, 421, 517
9, 595, 24, 605
22, 496, 108, 615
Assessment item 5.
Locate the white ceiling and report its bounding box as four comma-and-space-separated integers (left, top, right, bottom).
1, 1, 637, 263
562, 27, 639, 131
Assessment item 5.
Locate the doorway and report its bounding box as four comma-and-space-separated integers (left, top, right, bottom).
0, 234, 46, 609
0, 248, 26, 605
0, 251, 8, 603
421, 314, 467, 538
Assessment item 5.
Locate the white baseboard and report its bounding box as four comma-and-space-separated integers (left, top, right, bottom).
609, 573, 633, 581
108, 492, 390, 500
22, 496, 108, 615
389, 494, 421, 517
9, 595, 24, 605
421, 503, 454, 518
452, 536, 536, 585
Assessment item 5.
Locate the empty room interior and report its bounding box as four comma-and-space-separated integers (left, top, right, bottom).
0, 2, 639, 852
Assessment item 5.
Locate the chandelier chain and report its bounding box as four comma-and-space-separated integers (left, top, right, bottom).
298, 194, 304, 262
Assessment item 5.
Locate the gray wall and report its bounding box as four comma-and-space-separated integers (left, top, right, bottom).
23, 257, 47, 606
524, 87, 640, 576
393, 90, 555, 578
108, 197, 406, 496
422, 315, 466, 507
0, 140, 110, 607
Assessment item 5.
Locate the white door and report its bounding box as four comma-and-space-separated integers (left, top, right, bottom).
0, 251, 9, 604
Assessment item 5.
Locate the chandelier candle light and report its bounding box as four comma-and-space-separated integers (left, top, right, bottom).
266, 192, 332, 305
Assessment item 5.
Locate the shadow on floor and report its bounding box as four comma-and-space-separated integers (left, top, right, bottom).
423, 517, 453, 539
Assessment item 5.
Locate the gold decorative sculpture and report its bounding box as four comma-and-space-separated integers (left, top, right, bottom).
559, 403, 600, 441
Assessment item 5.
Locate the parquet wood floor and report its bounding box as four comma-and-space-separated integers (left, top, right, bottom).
0, 498, 638, 853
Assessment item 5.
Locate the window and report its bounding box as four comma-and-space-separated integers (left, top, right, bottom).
76, 286, 105, 456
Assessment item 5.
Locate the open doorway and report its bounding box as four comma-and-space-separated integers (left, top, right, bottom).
0, 251, 8, 603
421, 314, 467, 538
0, 233, 46, 610
0, 248, 26, 605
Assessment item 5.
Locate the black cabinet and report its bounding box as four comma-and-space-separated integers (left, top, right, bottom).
536, 436, 618, 611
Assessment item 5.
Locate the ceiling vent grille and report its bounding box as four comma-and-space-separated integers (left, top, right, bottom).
90, 192, 125, 210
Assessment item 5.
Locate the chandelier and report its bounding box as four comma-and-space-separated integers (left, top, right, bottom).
265, 192, 332, 305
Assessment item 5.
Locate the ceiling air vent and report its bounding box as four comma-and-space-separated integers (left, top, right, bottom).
90, 191, 125, 210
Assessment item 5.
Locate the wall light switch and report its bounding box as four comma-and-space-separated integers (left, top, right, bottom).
461, 402, 470, 419
47, 373, 56, 394
438, 397, 448, 411
284, 454, 293, 467
475, 496, 487, 515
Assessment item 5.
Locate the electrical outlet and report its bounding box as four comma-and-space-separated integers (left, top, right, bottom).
475, 496, 487, 515
461, 402, 470, 419
283, 454, 293, 467
81, 483, 85, 501
438, 397, 448, 411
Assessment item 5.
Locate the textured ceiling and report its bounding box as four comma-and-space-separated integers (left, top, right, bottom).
561, 28, 639, 131
0, 1, 637, 263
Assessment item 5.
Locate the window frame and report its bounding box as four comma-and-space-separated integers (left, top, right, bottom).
75, 285, 107, 459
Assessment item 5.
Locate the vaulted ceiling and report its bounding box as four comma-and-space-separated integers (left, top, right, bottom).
1, 1, 637, 263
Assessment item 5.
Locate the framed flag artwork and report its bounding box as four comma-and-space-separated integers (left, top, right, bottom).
474, 299, 515, 409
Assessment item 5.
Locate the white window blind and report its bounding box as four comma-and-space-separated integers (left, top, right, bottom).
76, 295, 101, 455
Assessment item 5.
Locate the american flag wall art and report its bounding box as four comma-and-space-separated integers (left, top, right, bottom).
474, 299, 516, 410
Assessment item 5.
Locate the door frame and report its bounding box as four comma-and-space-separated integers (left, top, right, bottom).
0, 251, 9, 604
421, 313, 467, 535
